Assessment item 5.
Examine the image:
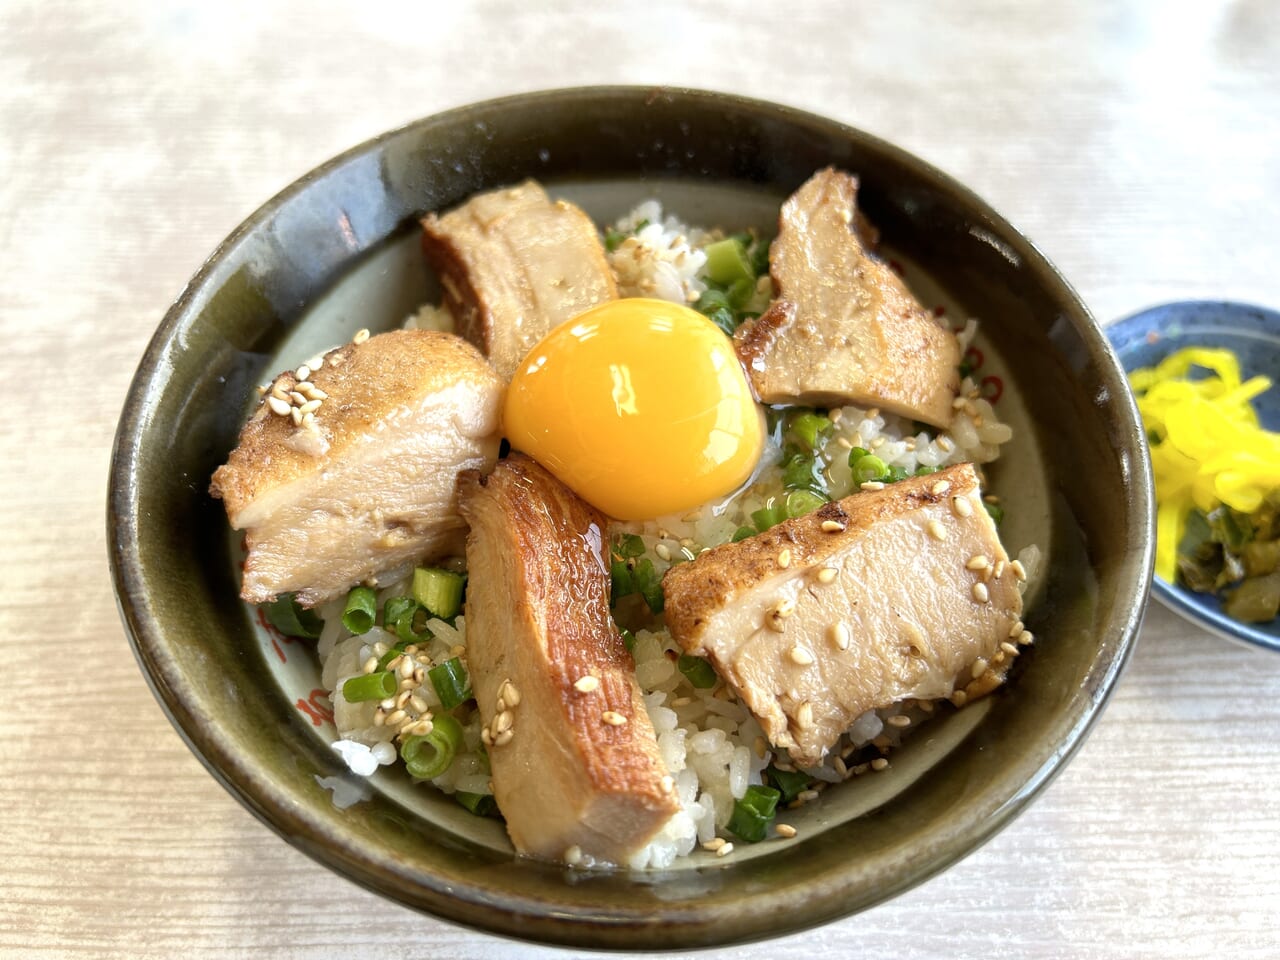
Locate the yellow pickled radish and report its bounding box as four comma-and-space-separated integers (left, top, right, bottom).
1131, 347, 1280, 581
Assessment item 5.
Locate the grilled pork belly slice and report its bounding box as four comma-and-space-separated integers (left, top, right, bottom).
421, 180, 619, 381
662, 463, 1022, 767
458, 454, 679, 865
734, 168, 960, 428
210, 330, 502, 607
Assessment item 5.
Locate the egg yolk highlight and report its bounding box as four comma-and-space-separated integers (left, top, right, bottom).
504, 298, 766, 520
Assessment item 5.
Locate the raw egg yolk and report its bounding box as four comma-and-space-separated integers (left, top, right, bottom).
504, 298, 765, 520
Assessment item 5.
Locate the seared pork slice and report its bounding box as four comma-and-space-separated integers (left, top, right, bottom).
421, 181, 618, 380
734, 168, 960, 427
458, 454, 679, 865
663, 463, 1022, 767
210, 330, 502, 607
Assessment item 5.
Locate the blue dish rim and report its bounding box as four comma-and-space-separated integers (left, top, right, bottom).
1109, 299, 1280, 655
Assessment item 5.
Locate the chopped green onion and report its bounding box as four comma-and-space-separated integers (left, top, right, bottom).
455, 791, 498, 817
852, 454, 889, 484
342, 670, 396, 703
785, 489, 828, 518
394, 606, 432, 644
413, 567, 466, 621
886, 465, 909, 483
732, 525, 757, 543
604, 227, 626, 252
609, 559, 633, 605
677, 654, 718, 689
614, 533, 646, 558
428, 657, 472, 710
984, 501, 1005, 526
765, 765, 812, 803
695, 287, 732, 315
749, 236, 772, 275
703, 237, 755, 287
726, 276, 756, 310
790, 411, 832, 451
400, 714, 463, 780
914, 465, 939, 476
632, 558, 665, 613
383, 595, 416, 629
263, 594, 322, 640
847, 446, 869, 466
341, 586, 377, 635
727, 784, 782, 842
782, 452, 820, 491
752, 501, 788, 533
728, 230, 753, 248
375, 640, 408, 671
620, 628, 637, 654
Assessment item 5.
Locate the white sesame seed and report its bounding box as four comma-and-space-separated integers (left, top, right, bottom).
928, 519, 947, 541
967, 555, 990, 571
777, 548, 792, 568
866, 408, 880, 418
295, 380, 316, 393
931, 480, 952, 495
413, 667, 425, 684
860, 481, 886, 491
305, 355, 325, 371
797, 789, 820, 802
494, 710, 513, 734
271, 381, 289, 400
353, 328, 370, 344
993, 559, 1006, 579
993, 650, 1006, 665
952, 396, 967, 410
494, 728, 514, 747
972, 582, 990, 603
501, 680, 521, 707
953, 496, 974, 518
1001, 641, 1019, 656
574, 675, 600, 694
495, 697, 506, 714
295, 364, 312, 381
407, 719, 433, 737
298, 399, 322, 415
871, 758, 889, 771
702, 838, 726, 851
267, 396, 291, 416
833, 756, 849, 777
820, 519, 846, 533
952, 689, 968, 706
372, 708, 386, 727
361, 656, 378, 674
395, 690, 411, 709
564, 845, 583, 866
385, 709, 407, 727
937, 435, 955, 452
870, 436, 885, 449
255, 383, 268, 397
399, 657, 416, 679
789, 646, 815, 666
1009, 619, 1025, 638
409, 695, 429, 714
289, 407, 303, 426
775, 823, 797, 839
601, 711, 627, 726
796, 701, 815, 729
481, 728, 493, 746
971, 658, 989, 679
372, 641, 388, 656
716, 843, 734, 858
836, 436, 853, 449
775, 598, 796, 619
289, 391, 307, 405
1018, 629, 1035, 645
310, 387, 329, 400
888, 714, 911, 728
1010, 560, 1027, 581
816, 566, 838, 584
753, 736, 767, 759
830, 622, 851, 651
655, 543, 672, 561
670, 697, 691, 707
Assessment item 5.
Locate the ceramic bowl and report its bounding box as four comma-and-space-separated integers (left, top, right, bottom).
109, 87, 1153, 949
1109, 299, 1280, 654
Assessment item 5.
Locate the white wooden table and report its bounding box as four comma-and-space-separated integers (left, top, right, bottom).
2, 2, 1278, 956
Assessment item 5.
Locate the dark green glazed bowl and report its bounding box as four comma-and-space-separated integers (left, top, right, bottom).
109, 87, 1153, 949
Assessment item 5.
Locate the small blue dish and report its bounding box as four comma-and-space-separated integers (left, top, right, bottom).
1109, 300, 1280, 654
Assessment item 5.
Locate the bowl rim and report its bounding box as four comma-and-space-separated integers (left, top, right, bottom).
1109, 298, 1280, 655
108, 85, 1154, 948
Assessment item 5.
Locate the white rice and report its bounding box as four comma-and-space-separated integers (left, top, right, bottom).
316, 199, 1035, 869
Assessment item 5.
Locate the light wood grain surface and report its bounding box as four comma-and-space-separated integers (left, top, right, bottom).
2, 2, 1279, 957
